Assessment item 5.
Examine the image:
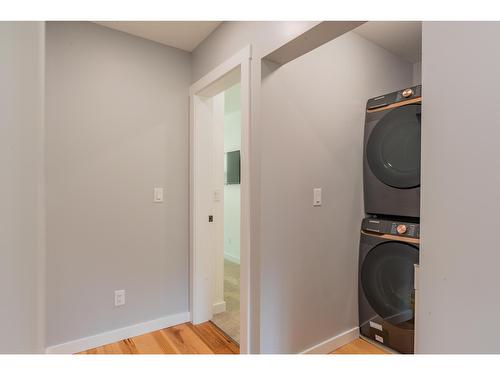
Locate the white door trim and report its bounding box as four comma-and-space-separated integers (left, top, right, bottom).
189, 45, 252, 354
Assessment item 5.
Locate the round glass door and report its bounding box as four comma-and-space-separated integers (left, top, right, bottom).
361, 241, 419, 329
367, 104, 421, 188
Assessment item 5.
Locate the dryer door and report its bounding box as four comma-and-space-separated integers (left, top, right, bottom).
361, 241, 419, 329
366, 104, 421, 189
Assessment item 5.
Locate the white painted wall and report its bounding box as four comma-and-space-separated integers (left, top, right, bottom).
0, 21, 45, 353
45, 22, 191, 347
417, 21, 500, 354
413, 61, 422, 85
224, 84, 241, 264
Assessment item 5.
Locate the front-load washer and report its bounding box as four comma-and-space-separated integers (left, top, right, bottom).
358, 217, 419, 354
363, 85, 422, 218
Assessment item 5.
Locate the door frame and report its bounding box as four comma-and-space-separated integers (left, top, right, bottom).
189, 45, 252, 353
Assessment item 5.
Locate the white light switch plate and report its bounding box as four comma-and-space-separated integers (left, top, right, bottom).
114, 290, 125, 307
313, 188, 322, 206
153, 187, 164, 202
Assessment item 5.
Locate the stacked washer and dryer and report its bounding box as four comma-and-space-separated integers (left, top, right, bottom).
358, 85, 422, 354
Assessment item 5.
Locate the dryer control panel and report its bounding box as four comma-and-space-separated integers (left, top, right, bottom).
362, 218, 420, 239
366, 85, 422, 111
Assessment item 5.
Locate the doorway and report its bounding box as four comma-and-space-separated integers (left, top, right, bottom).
189, 46, 251, 353
210, 83, 241, 343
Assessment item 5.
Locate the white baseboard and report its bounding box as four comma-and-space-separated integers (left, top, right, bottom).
45, 311, 190, 354
301, 327, 359, 354
213, 301, 226, 314
224, 253, 240, 264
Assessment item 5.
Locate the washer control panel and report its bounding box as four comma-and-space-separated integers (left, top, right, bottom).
366, 84, 422, 111
362, 218, 420, 239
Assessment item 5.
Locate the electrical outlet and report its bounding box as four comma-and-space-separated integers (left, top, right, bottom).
114, 290, 125, 307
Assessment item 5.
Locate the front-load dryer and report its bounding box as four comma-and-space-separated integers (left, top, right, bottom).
358, 217, 419, 354
363, 85, 422, 218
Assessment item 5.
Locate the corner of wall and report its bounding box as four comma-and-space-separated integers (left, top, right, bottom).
36, 20, 47, 354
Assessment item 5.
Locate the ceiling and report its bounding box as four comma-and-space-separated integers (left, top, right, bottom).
94, 21, 222, 52
93, 21, 422, 61
353, 21, 422, 63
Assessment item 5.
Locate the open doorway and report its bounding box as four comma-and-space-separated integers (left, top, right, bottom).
189, 46, 251, 353
211, 84, 241, 343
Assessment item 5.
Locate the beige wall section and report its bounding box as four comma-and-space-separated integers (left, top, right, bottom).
259, 31, 413, 353
413, 62, 422, 85
45, 22, 191, 346
417, 22, 500, 354
0, 21, 45, 353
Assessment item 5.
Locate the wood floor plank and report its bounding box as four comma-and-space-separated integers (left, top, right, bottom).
160, 323, 214, 354
331, 338, 388, 354
78, 322, 385, 355
95, 345, 108, 354
111, 342, 128, 354
130, 332, 168, 354
119, 339, 137, 354
190, 322, 239, 354
150, 330, 179, 354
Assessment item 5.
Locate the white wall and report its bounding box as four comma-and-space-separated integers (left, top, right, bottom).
413, 61, 422, 85
0, 21, 45, 353
45, 22, 191, 347
224, 84, 241, 264
417, 21, 500, 354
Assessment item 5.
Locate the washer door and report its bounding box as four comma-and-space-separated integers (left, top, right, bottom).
361, 241, 419, 329
367, 104, 421, 188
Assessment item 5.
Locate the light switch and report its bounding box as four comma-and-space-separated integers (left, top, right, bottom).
154, 187, 164, 202
114, 290, 125, 307
313, 188, 322, 206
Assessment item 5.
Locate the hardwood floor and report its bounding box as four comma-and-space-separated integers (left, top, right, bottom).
78, 322, 385, 355
78, 322, 239, 354
331, 338, 388, 354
